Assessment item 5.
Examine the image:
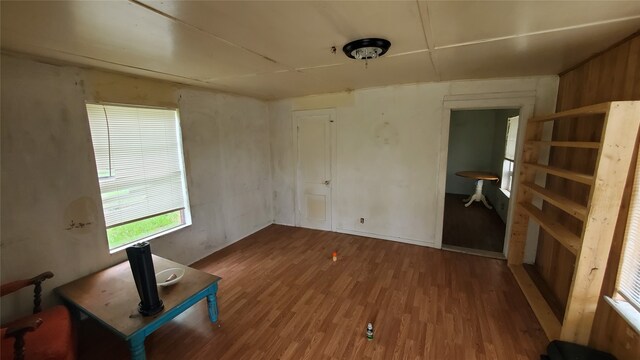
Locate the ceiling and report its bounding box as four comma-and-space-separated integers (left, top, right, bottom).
2, 1, 639, 100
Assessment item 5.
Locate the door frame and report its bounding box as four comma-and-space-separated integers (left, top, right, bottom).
435, 91, 544, 260
292, 108, 337, 231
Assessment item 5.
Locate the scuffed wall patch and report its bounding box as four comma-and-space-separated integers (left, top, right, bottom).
63, 196, 99, 235
373, 118, 399, 146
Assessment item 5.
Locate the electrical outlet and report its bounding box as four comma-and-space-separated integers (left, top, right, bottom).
360, 217, 365, 224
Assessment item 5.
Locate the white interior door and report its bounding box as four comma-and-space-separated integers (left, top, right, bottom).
295, 109, 334, 231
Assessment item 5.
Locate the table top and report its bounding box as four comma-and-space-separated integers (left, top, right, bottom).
455, 171, 500, 181
56, 255, 220, 339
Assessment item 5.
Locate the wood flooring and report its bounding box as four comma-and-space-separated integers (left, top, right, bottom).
79, 225, 547, 359
443, 193, 506, 253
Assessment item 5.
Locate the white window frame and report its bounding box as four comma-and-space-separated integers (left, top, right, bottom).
86, 102, 192, 253
501, 159, 515, 197
500, 115, 519, 197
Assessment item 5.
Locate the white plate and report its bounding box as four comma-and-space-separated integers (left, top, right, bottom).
155, 268, 185, 287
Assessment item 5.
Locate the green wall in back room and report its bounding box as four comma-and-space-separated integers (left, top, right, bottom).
445, 108, 519, 223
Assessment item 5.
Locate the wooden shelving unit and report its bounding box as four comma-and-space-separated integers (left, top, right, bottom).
507, 101, 640, 344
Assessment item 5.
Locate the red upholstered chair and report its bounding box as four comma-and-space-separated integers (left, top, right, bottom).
1, 272, 75, 360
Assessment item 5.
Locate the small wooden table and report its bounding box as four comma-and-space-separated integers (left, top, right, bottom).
455, 171, 500, 209
56, 255, 221, 360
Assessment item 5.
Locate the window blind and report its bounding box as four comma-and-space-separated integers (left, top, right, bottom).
505, 116, 519, 161
86, 104, 187, 228
618, 152, 640, 313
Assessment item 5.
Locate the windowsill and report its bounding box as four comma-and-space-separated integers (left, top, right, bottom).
108, 222, 192, 254
499, 188, 511, 198
604, 296, 640, 335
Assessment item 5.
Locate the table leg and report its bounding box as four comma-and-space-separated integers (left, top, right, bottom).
474, 180, 492, 209
128, 334, 146, 360
463, 180, 493, 209
480, 196, 492, 209
464, 197, 475, 207
206, 284, 219, 324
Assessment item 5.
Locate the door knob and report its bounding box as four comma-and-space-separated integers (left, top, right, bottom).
324, 180, 331, 185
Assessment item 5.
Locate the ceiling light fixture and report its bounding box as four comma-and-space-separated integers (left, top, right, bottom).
342, 38, 391, 68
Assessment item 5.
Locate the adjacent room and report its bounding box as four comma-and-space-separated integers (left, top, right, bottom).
1, 1, 639, 360
442, 108, 519, 256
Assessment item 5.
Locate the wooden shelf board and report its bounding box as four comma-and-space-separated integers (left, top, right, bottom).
526, 141, 600, 149
509, 264, 561, 340
559, 101, 640, 343
523, 264, 565, 321
522, 182, 587, 221
512, 101, 640, 344
523, 163, 594, 185
528, 102, 611, 122
519, 202, 581, 255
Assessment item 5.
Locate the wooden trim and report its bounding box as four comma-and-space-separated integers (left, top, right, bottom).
510, 264, 561, 340
519, 202, 581, 255
524, 264, 566, 321
523, 163, 594, 185
526, 141, 600, 149
558, 30, 640, 76
507, 120, 544, 265
522, 182, 587, 221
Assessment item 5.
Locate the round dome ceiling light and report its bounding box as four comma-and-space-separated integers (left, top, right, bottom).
343, 38, 391, 60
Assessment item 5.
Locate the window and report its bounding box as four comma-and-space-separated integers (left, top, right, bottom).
501, 115, 519, 195
86, 103, 191, 252
606, 154, 640, 334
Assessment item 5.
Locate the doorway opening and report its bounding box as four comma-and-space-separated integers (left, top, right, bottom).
441, 108, 520, 258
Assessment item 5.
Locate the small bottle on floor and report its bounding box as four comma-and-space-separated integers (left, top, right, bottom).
366, 323, 374, 341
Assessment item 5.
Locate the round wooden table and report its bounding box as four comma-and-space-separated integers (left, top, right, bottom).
455, 171, 500, 209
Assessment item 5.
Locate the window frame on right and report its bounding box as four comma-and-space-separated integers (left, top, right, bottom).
500, 115, 519, 197
605, 153, 640, 335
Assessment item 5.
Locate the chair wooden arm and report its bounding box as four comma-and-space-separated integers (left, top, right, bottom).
4, 317, 43, 337
1, 272, 54, 296
0, 272, 54, 313
4, 317, 43, 360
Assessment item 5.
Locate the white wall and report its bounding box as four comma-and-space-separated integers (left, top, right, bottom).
270, 76, 558, 247
0, 55, 273, 323
0, 55, 558, 323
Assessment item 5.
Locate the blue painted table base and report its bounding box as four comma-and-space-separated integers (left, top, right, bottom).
124, 283, 219, 360
66, 282, 219, 360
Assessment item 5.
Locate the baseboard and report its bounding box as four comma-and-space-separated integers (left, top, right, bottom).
188, 221, 274, 266
441, 244, 506, 259
188, 222, 437, 267
335, 227, 436, 248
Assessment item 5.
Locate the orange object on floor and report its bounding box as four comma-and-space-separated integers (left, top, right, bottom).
332, 251, 337, 261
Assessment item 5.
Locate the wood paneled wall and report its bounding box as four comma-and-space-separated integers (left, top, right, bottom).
535, 31, 640, 359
